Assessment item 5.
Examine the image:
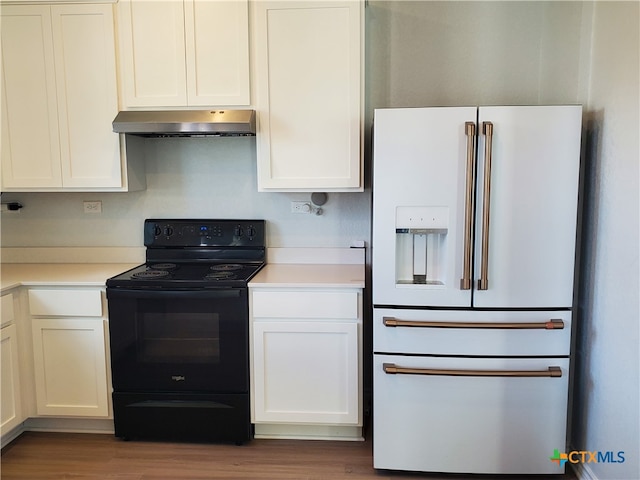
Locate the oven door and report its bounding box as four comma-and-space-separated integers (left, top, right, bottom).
107, 288, 248, 393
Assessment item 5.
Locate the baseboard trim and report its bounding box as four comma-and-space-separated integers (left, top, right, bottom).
22, 417, 115, 434
2, 418, 115, 450
1, 422, 26, 449
572, 462, 599, 480
254, 423, 364, 441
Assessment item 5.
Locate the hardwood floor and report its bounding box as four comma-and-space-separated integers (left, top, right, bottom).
1, 430, 577, 480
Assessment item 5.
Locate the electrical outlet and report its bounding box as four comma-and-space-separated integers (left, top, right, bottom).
83, 201, 102, 214
290, 201, 312, 214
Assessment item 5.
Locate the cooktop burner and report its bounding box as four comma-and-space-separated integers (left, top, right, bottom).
210, 264, 244, 272
132, 270, 171, 280
205, 271, 237, 281
149, 263, 178, 271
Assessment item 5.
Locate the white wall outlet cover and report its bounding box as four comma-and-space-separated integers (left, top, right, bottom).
83, 201, 102, 214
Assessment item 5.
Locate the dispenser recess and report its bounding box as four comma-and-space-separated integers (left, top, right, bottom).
396, 206, 448, 286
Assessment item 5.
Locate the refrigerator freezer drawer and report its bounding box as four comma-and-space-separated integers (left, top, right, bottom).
373, 354, 570, 474
374, 308, 571, 356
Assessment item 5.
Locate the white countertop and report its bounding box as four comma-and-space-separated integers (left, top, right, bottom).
1, 259, 366, 292
1, 263, 138, 292
249, 264, 365, 289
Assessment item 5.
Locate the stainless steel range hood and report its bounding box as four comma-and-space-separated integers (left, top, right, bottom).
112, 110, 256, 137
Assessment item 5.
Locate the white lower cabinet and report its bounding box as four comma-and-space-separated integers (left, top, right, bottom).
28, 289, 109, 417
250, 288, 362, 439
1, 323, 23, 434
1, 291, 24, 437
253, 320, 358, 424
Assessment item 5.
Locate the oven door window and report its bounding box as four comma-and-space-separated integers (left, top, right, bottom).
138, 308, 220, 365
108, 289, 248, 393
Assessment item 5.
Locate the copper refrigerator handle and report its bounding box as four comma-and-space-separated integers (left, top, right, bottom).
478, 121, 494, 290
460, 121, 476, 290
382, 316, 564, 330
383, 363, 562, 378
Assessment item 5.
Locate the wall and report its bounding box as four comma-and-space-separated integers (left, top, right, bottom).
366, 1, 588, 109
573, 2, 640, 480
0, 137, 369, 249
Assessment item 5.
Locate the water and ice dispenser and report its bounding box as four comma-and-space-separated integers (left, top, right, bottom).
395, 206, 448, 286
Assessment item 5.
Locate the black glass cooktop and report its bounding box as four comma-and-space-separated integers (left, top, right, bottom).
106, 262, 264, 289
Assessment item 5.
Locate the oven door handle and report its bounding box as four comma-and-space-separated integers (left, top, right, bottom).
107, 288, 242, 300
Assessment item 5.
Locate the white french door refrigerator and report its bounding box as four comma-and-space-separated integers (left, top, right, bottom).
372, 106, 582, 474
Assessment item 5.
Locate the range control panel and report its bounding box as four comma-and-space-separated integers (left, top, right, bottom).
144, 219, 265, 247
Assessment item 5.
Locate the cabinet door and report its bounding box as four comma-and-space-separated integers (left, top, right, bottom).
32, 318, 109, 417
1, 324, 23, 434
254, 1, 362, 191
184, 0, 249, 106
253, 321, 359, 425
118, 0, 187, 107
473, 106, 582, 308
0, 5, 62, 188
52, 4, 122, 188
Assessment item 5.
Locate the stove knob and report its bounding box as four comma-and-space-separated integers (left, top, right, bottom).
164, 226, 174, 237
234, 226, 244, 237
247, 226, 256, 238
154, 226, 162, 237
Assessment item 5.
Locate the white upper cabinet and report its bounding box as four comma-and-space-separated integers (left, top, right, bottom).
1, 4, 140, 192
253, 1, 363, 191
117, 0, 250, 108
1, 6, 61, 188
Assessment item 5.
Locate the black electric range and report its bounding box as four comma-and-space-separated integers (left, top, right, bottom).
106, 219, 265, 444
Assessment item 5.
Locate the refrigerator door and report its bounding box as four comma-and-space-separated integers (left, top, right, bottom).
373, 354, 570, 474
372, 107, 477, 307
474, 106, 582, 308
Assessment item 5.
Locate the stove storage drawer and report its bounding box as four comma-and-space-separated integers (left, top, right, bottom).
374, 308, 571, 357
112, 392, 251, 443
373, 354, 570, 474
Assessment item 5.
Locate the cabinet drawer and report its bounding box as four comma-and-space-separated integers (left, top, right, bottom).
374, 308, 571, 356
1, 293, 16, 327
28, 289, 102, 317
252, 291, 358, 319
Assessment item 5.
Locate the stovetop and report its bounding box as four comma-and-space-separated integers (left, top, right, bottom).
106, 219, 266, 289
106, 261, 264, 288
